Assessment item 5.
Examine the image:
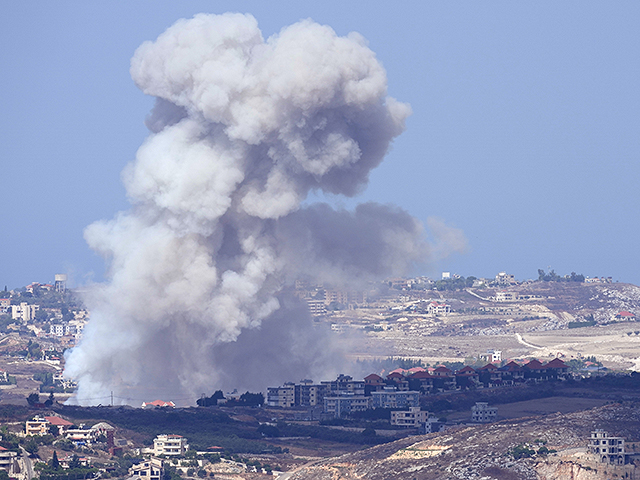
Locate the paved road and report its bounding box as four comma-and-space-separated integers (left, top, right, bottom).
19, 447, 34, 480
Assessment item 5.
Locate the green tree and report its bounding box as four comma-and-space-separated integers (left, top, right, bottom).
238, 392, 264, 406
23, 438, 39, 456
26, 392, 40, 406
49, 451, 60, 471
68, 454, 81, 469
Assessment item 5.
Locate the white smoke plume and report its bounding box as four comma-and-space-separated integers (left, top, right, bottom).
64, 13, 460, 405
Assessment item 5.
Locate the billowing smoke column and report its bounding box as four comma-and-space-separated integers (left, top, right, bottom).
64, 13, 463, 405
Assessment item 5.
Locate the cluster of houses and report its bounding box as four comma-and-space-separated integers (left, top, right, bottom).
25, 415, 117, 449
267, 358, 571, 419
21, 415, 194, 479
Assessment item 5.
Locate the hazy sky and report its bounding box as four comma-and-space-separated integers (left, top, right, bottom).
2, 2, 639, 288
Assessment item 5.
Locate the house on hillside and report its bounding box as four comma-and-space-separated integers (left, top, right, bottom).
153, 434, 189, 456
66, 424, 99, 445
544, 358, 570, 379
523, 358, 570, 381
391, 407, 428, 427
0, 447, 18, 476
364, 373, 385, 395
385, 372, 409, 391
129, 457, 163, 480
588, 430, 628, 465
427, 302, 451, 315
471, 402, 497, 423
500, 361, 525, 383
478, 363, 504, 386
615, 311, 636, 321
25, 416, 50, 436
431, 366, 455, 390
408, 370, 435, 392
454, 366, 479, 389
44, 416, 73, 435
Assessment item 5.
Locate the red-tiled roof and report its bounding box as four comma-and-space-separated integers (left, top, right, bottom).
407, 367, 426, 373
433, 366, 452, 373
45, 416, 73, 426
364, 373, 384, 382
617, 311, 636, 317
387, 372, 404, 379
524, 359, 544, 370
545, 358, 568, 369
457, 366, 476, 373
409, 371, 433, 379
479, 363, 497, 370
143, 400, 176, 407
502, 361, 523, 371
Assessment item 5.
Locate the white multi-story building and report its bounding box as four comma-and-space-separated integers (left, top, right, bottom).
66, 425, 99, 444
153, 434, 189, 456
391, 407, 429, 427
50, 324, 78, 336
471, 402, 497, 423
11, 302, 39, 322
0, 299, 9, 314
427, 302, 451, 315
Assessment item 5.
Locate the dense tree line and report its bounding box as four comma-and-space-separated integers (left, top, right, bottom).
537, 269, 585, 282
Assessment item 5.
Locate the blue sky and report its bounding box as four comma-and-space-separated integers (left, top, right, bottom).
1, 2, 639, 288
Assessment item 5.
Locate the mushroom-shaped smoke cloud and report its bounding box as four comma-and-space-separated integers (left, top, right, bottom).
64, 13, 465, 405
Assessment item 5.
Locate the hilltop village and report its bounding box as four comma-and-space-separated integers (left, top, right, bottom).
265, 357, 573, 421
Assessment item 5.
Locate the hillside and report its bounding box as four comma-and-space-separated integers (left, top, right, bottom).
283, 402, 640, 480
341, 282, 640, 370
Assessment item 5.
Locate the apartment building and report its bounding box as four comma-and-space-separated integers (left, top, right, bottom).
323, 393, 370, 418
153, 434, 189, 456
390, 407, 428, 427
471, 402, 497, 423
11, 302, 39, 322
588, 430, 628, 465
371, 388, 420, 409
266, 384, 295, 408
